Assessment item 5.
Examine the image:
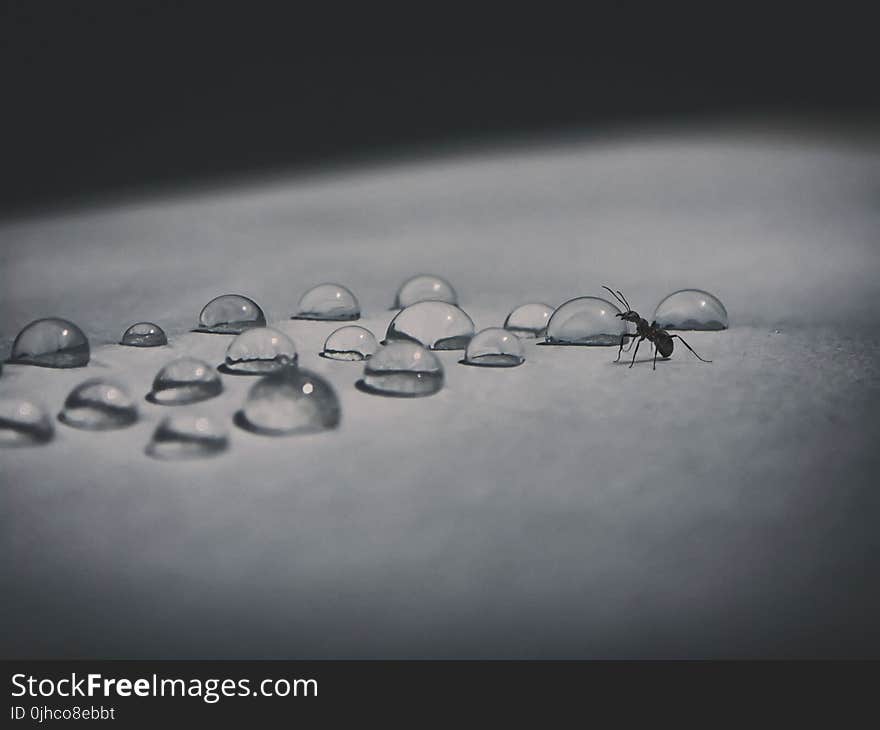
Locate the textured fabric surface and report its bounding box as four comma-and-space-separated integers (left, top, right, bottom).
2, 126, 879, 657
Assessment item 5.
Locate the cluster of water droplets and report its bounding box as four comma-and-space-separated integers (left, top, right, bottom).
1, 281, 727, 456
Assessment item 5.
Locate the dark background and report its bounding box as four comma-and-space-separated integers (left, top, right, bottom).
1, 3, 877, 216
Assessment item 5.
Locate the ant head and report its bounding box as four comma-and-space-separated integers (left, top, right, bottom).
602, 286, 638, 322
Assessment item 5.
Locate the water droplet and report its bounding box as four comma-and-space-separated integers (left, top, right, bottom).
238, 368, 341, 435
120, 322, 167, 347
58, 378, 138, 430
393, 274, 458, 308
223, 327, 298, 374
385, 301, 475, 350
653, 289, 729, 330
0, 397, 54, 446
359, 341, 444, 397
544, 297, 629, 346
293, 283, 360, 321
321, 326, 379, 361
463, 328, 524, 367
503, 302, 553, 338
196, 294, 266, 334
146, 413, 229, 460
148, 357, 223, 404
7, 318, 90, 368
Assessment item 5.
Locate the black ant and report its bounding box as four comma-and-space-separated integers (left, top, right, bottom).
602, 286, 712, 370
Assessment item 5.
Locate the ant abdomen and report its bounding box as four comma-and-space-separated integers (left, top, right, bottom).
656, 332, 674, 358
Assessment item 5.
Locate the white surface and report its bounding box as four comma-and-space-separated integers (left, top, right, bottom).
1, 126, 879, 657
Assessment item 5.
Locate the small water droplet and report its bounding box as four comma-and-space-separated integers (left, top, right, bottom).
148, 357, 223, 404
0, 397, 54, 446
463, 328, 525, 367
359, 341, 444, 397
544, 297, 629, 346
59, 378, 138, 430
293, 283, 360, 321
393, 274, 458, 308
146, 413, 229, 460
223, 327, 298, 374
321, 326, 378, 361
238, 368, 340, 435
385, 301, 474, 350
504, 302, 554, 338
653, 289, 728, 330
196, 294, 266, 334
120, 322, 167, 347
7, 317, 90, 368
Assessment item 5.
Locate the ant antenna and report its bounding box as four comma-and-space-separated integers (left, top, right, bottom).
602, 285, 630, 312
616, 290, 631, 311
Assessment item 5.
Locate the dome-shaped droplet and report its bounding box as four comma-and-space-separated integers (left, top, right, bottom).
146, 413, 229, 460
120, 322, 167, 347
385, 301, 475, 350
223, 327, 298, 374
545, 297, 629, 346
293, 283, 360, 321
463, 327, 525, 367
238, 368, 341, 435
58, 378, 138, 430
0, 397, 54, 446
8, 318, 90, 368
360, 341, 444, 397
321, 326, 379, 361
148, 357, 223, 405
653, 289, 729, 331
393, 274, 458, 309
196, 294, 266, 334
503, 302, 554, 338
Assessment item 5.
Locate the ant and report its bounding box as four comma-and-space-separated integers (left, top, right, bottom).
602, 286, 712, 370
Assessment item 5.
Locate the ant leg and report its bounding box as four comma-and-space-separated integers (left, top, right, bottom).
615, 333, 627, 362
653, 342, 658, 370
615, 333, 635, 362
629, 337, 644, 368
671, 335, 712, 363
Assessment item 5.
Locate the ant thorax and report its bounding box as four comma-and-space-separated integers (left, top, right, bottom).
634, 316, 652, 336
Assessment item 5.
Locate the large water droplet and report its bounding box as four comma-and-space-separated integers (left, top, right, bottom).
238, 368, 341, 435
120, 322, 167, 347
385, 301, 475, 350
7, 318, 90, 368
393, 274, 457, 309
146, 413, 229, 460
359, 341, 444, 397
504, 302, 554, 338
196, 294, 266, 334
148, 357, 223, 404
58, 378, 138, 430
321, 326, 378, 361
223, 327, 298, 374
544, 297, 629, 346
463, 328, 524, 367
293, 283, 360, 321
653, 289, 729, 330
0, 397, 54, 446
